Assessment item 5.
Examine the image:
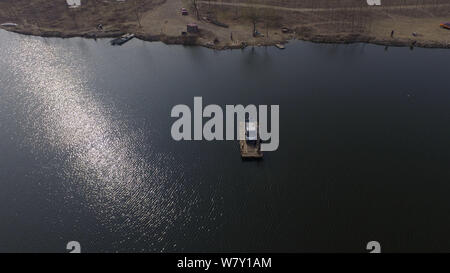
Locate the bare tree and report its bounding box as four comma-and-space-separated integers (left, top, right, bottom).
261, 7, 276, 39
191, 0, 201, 20
134, 0, 143, 28
245, 5, 261, 37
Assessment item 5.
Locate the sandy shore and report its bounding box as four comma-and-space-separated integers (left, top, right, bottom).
0, 0, 449, 49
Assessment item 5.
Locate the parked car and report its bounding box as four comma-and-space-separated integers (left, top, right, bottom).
440, 22, 450, 30
181, 8, 188, 16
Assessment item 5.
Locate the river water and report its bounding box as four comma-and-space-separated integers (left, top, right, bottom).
0, 30, 449, 252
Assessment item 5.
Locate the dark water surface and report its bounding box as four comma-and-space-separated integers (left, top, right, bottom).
0, 30, 449, 252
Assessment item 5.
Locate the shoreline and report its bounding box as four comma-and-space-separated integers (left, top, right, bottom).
1, 0, 449, 51
2, 27, 450, 50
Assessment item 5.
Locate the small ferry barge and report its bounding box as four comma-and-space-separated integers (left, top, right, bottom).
239, 121, 263, 159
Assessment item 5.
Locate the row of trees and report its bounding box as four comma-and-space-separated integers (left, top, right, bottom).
193, 0, 449, 37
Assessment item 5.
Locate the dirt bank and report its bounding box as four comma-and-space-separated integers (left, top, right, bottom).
0, 0, 449, 49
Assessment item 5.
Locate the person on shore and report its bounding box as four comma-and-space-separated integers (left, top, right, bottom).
390, 30, 394, 38
230, 32, 233, 41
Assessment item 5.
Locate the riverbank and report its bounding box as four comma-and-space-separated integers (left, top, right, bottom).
1, 0, 449, 50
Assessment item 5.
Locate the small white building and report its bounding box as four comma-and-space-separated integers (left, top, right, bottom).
66, 0, 81, 8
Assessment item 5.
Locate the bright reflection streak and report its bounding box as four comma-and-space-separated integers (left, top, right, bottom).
3, 35, 193, 251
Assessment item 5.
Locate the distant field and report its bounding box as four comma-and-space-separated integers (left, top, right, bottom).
217, 0, 450, 9
200, 0, 450, 32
